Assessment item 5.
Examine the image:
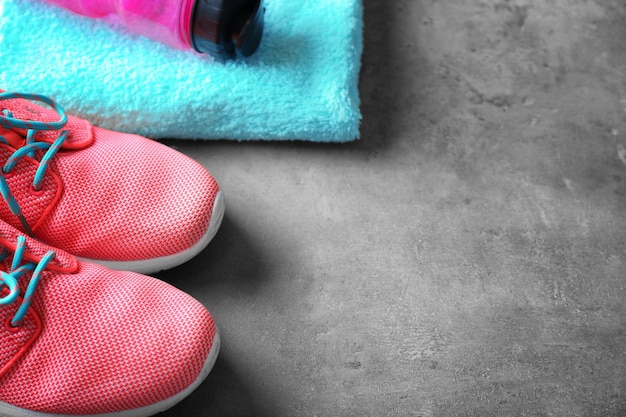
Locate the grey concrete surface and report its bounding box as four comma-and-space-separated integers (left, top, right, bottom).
157, 0, 626, 416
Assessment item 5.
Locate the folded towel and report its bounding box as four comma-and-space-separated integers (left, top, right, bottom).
0, 0, 362, 142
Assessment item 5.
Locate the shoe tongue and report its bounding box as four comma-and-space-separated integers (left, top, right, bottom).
0, 97, 93, 150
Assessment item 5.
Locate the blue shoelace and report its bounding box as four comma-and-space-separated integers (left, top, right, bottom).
0, 235, 55, 327
0, 92, 69, 236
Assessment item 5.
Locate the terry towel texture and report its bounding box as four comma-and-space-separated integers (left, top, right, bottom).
0, 0, 363, 142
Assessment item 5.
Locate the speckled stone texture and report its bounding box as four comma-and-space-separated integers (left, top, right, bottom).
157, 0, 626, 415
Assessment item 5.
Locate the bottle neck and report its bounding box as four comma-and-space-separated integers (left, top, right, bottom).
178, 0, 197, 47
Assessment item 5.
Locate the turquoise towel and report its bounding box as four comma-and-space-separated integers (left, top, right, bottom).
0, 0, 362, 142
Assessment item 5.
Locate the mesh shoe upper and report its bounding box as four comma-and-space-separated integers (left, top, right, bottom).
0, 92, 220, 266
0, 219, 217, 415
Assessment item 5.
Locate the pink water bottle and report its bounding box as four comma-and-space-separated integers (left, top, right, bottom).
42, 0, 265, 59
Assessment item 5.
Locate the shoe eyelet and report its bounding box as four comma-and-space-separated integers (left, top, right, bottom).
2, 169, 13, 180
4, 317, 21, 334
29, 184, 45, 196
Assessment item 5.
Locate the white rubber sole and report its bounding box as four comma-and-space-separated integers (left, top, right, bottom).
79, 191, 225, 275
0, 331, 221, 417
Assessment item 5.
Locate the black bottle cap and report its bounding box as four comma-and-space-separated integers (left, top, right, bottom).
191, 0, 265, 59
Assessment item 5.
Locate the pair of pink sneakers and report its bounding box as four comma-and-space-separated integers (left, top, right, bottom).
0, 91, 224, 416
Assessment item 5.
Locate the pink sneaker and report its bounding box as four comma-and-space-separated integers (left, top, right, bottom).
0, 91, 224, 274
0, 219, 220, 416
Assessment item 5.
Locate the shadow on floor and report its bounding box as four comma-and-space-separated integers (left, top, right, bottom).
159, 355, 272, 417
156, 214, 276, 416
157, 214, 271, 296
